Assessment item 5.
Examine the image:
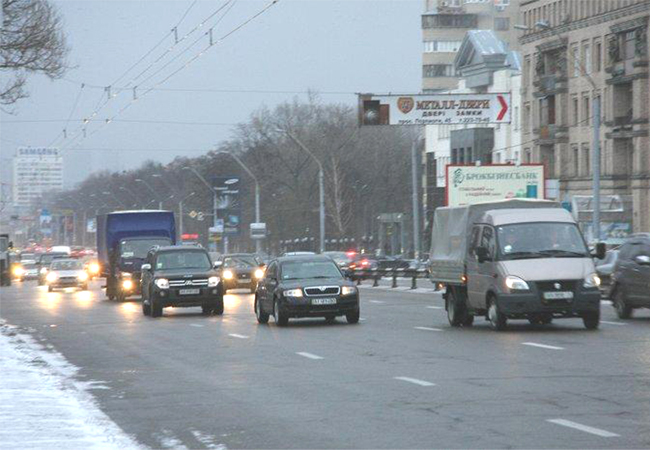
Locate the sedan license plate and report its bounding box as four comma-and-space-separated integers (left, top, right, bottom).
543, 291, 573, 300
179, 288, 200, 295
311, 298, 337, 305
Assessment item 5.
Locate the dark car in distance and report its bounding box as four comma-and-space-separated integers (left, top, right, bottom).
254, 255, 360, 326
610, 234, 650, 319
213, 253, 265, 293
140, 246, 224, 318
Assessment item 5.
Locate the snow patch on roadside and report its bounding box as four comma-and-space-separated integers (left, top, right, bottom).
0, 321, 142, 450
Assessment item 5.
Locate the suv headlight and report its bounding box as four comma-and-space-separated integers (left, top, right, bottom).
78, 272, 89, 282
583, 273, 601, 289
254, 268, 265, 279
154, 278, 169, 289
46, 272, 58, 283
284, 288, 303, 298
504, 276, 530, 291
341, 286, 357, 296
208, 276, 220, 287
223, 270, 234, 280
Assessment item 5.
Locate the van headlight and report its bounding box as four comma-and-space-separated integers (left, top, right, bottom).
341, 286, 357, 296
208, 276, 220, 287
254, 269, 265, 279
154, 278, 169, 289
46, 272, 58, 283
583, 273, 601, 289
504, 276, 530, 291
88, 263, 100, 274
283, 288, 303, 298
122, 279, 134, 290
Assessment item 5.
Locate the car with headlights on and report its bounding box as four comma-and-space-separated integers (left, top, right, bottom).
45, 259, 89, 292
213, 253, 265, 293
13, 260, 38, 281
254, 255, 360, 326
140, 246, 224, 318
36, 252, 69, 285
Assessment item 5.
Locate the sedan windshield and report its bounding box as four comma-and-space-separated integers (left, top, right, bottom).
120, 238, 170, 259
496, 222, 589, 260
223, 256, 258, 268
281, 261, 343, 280
51, 260, 83, 270
156, 251, 211, 270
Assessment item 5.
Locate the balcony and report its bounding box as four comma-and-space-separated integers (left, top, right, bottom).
533, 125, 569, 145
533, 74, 568, 96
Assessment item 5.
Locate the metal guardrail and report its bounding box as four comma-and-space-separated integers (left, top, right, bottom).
351, 267, 431, 290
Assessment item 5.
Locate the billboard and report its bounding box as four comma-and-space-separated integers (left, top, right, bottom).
213, 176, 241, 235
446, 164, 545, 207
359, 93, 510, 126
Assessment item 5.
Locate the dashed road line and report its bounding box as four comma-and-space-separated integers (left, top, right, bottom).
228, 333, 249, 339
426, 306, 443, 310
394, 376, 435, 387
369, 300, 385, 304
414, 326, 443, 332
522, 342, 564, 350
190, 324, 203, 328
600, 321, 627, 326
547, 419, 619, 437
296, 352, 324, 360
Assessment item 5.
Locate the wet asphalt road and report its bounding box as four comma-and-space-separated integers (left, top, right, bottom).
2, 280, 650, 449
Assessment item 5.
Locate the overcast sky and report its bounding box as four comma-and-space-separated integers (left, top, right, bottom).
1, 0, 422, 187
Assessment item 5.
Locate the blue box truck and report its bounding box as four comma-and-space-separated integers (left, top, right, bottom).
97, 210, 176, 301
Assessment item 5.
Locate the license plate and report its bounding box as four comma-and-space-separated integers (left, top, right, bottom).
543, 291, 573, 300
179, 288, 200, 295
312, 298, 337, 305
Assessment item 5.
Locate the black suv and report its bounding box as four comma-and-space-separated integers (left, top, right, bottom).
140, 246, 224, 318
610, 234, 650, 319
213, 253, 265, 293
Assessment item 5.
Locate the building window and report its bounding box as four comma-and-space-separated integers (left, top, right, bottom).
594, 40, 602, 72
571, 45, 580, 77
572, 145, 579, 176
423, 64, 455, 77
572, 96, 579, 126
583, 42, 591, 74
494, 17, 510, 31
524, 103, 531, 131
514, 106, 519, 131
582, 143, 590, 176
422, 14, 477, 29
623, 30, 635, 60
583, 95, 590, 126
423, 40, 462, 53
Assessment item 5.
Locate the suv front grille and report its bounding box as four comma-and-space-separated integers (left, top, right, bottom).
169, 278, 208, 287
304, 286, 340, 296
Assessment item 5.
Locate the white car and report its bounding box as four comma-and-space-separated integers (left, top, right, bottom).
45, 259, 89, 292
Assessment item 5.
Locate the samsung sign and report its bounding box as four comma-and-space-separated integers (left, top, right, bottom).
17, 147, 60, 156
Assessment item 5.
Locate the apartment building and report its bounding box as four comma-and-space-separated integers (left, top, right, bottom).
12, 147, 63, 210
520, 0, 650, 236
422, 0, 522, 91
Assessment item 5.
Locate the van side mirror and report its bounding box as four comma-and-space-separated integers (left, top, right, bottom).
141, 263, 151, 271
476, 246, 490, 263
213, 261, 222, 269
634, 255, 650, 266
594, 242, 606, 260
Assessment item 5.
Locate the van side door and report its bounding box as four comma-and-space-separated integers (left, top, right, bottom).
466, 225, 484, 309
473, 226, 497, 310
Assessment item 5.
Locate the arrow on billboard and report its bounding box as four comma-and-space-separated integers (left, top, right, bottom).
497, 95, 508, 121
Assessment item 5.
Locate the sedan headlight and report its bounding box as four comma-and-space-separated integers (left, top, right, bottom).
154, 278, 169, 289
208, 276, 220, 287
504, 275, 530, 291
122, 279, 134, 290
283, 288, 303, 298
46, 272, 58, 283
13, 267, 24, 277
341, 286, 357, 296
254, 268, 265, 279
583, 273, 601, 289
88, 263, 100, 274
78, 272, 89, 282
223, 270, 234, 280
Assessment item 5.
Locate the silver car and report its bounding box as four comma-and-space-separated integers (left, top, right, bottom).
45, 259, 89, 292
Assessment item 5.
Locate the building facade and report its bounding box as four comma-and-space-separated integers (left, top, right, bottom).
422, 0, 522, 92
12, 147, 63, 209
519, 0, 650, 236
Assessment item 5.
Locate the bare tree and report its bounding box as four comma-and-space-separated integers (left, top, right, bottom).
1, 0, 69, 108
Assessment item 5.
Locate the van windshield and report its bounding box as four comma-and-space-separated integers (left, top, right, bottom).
120, 238, 170, 259
496, 222, 589, 260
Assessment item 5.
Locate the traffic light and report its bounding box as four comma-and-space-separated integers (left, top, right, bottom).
358, 95, 389, 126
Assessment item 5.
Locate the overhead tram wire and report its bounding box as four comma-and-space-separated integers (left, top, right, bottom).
46, 82, 85, 147
64, 0, 280, 151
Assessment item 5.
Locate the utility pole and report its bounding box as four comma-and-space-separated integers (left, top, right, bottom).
411, 137, 421, 259
183, 167, 218, 252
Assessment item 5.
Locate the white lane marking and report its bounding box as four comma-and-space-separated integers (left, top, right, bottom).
414, 326, 443, 332
190, 323, 203, 328
369, 300, 384, 304
426, 306, 443, 309
191, 430, 226, 449
522, 342, 564, 350
296, 352, 324, 360
156, 429, 188, 449
228, 333, 249, 339
547, 419, 619, 437
359, 318, 367, 322
394, 376, 435, 387
600, 320, 627, 326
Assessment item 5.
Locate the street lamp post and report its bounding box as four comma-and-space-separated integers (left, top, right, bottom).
135, 178, 163, 209
182, 167, 219, 252
178, 192, 196, 237
214, 150, 262, 253
282, 131, 325, 254
119, 186, 140, 209
103, 191, 126, 208
67, 195, 86, 247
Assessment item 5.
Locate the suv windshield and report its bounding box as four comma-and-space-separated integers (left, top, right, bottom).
496, 222, 589, 260
223, 255, 258, 268
156, 251, 211, 270
281, 260, 342, 280
51, 260, 83, 270
120, 238, 171, 259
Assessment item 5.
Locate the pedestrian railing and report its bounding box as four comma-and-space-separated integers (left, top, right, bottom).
351, 267, 431, 290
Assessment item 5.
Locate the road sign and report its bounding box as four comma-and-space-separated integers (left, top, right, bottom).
250, 223, 267, 240
359, 93, 511, 126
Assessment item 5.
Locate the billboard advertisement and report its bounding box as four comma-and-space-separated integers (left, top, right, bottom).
359, 93, 510, 126
213, 176, 241, 235
40, 209, 52, 236
446, 164, 545, 207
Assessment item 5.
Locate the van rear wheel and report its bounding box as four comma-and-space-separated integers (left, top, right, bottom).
447, 289, 470, 327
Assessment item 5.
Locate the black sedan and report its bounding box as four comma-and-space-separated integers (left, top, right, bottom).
214, 253, 265, 293
254, 255, 360, 326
